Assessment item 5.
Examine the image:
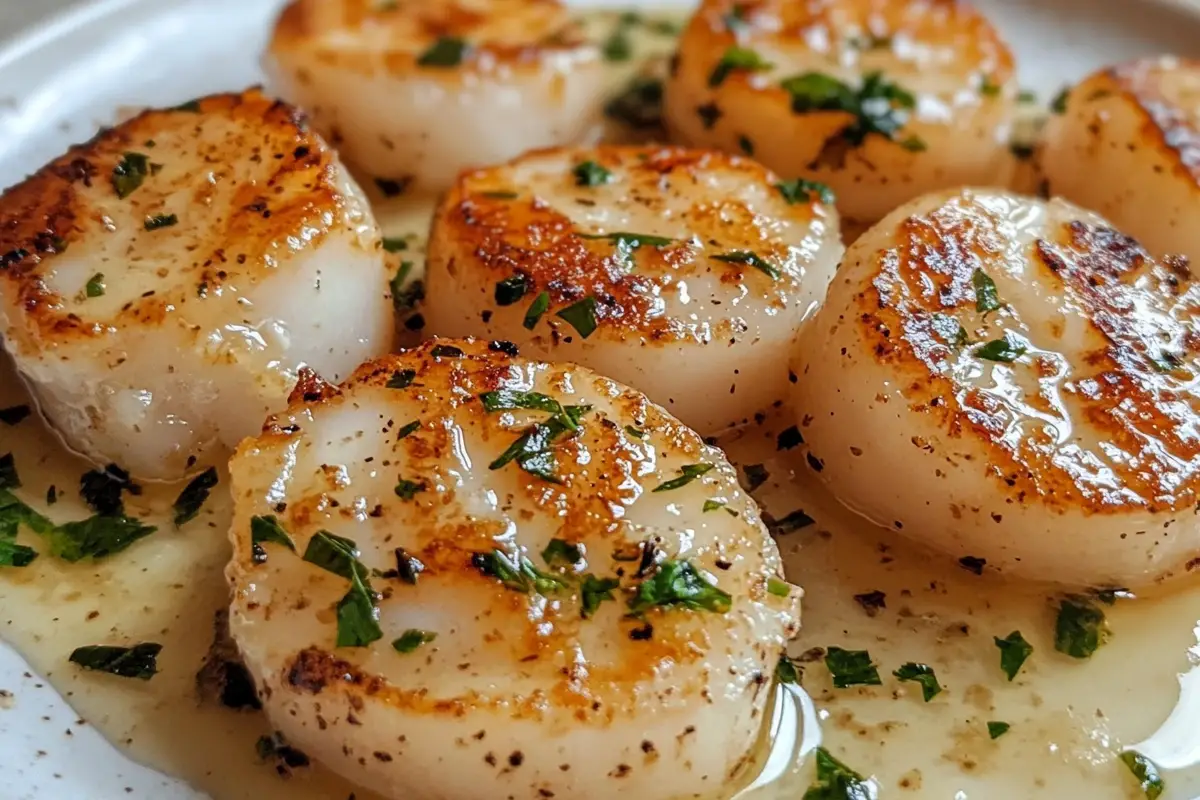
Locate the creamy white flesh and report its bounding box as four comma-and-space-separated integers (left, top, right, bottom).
664, 0, 1018, 225
0, 89, 393, 481
1041, 56, 1200, 266
793, 187, 1200, 588
226, 339, 800, 800
423, 145, 842, 435
265, 0, 609, 195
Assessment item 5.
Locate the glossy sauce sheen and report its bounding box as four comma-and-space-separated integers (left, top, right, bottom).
1, 8, 1200, 800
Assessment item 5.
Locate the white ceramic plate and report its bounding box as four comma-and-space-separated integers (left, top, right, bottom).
2, 0, 1200, 798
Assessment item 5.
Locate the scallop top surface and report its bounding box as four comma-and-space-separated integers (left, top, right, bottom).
853, 189, 1200, 514
431, 145, 838, 344
0, 89, 369, 355
680, 0, 1014, 103
270, 0, 596, 74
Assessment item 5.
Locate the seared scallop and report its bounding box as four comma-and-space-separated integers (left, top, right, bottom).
1041, 56, 1200, 265
791, 187, 1200, 588
266, 0, 608, 195
423, 145, 842, 435
226, 339, 800, 800
0, 90, 392, 482
664, 0, 1017, 226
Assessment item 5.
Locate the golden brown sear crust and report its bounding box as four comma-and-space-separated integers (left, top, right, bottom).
270, 0, 593, 76
431, 145, 818, 341
0, 89, 345, 349
1094, 58, 1200, 186
682, 0, 1015, 93
856, 195, 1200, 514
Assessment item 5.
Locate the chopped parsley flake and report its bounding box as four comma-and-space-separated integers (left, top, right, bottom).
775, 654, 800, 684
384, 547, 425, 584
893, 662, 942, 701
50, 514, 156, 562
653, 463, 715, 492
994, 630, 1033, 681
0, 453, 18, 490
624, 425, 646, 439
487, 404, 590, 483
975, 334, 1026, 363
742, 463, 769, 492
767, 577, 791, 597
472, 549, 568, 594
250, 515, 295, 563
824, 647, 881, 688
417, 37, 469, 67
393, 478, 425, 500
495, 274, 529, 306
80, 464, 140, 516
172, 467, 218, 527
382, 236, 408, 253
1120, 751, 1165, 800
1051, 86, 1070, 114
713, 250, 780, 280
392, 629, 437, 654
580, 574, 620, 618
389, 261, 424, 312
709, 46, 774, 88
556, 296, 599, 339
430, 344, 463, 358
987, 721, 1011, 740
387, 369, 417, 389
397, 420, 421, 439
1054, 595, 1109, 659
542, 538, 583, 568
780, 71, 920, 150
524, 291, 550, 330
805, 747, 872, 798
973, 268, 1001, 312
628, 559, 732, 615
573, 160, 614, 187
112, 152, 151, 199
143, 213, 178, 231
738, 135, 755, 155
765, 509, 815, 535
775, 179, 835, 205
85, 273, 106, 298
302, 532, 381, 647
777, 426, 804, 450
69, 643, 161, 680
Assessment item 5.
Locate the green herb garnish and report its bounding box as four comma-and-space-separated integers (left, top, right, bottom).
542, 538, 583, 568
69, 643, 161, 680
394, 478, 425, 500
1120, 751, 1165, 800
397, 420, 421, 439
893, 662, 941, 701
653, 463, 715, 492
804, 747, 871, 798
250, 515, 295, 563
382, 236, 408, 253
0, 537, 36, 568
556, 297, 599, 339
709, 46, 773, 88
112, 152, 151, 199
389, 261, 424, 312
988, 721, 1010, 740
472, 549, 568, 594
336, 569, 382, 648
488, 405, 590, 482
417, 37, 469, 67
776, 179, 835, 205
628, 559, 732, 615
1054, 595, 1109, 659
824, 647, 881, 688
767, 577, 791, 597
85, 273, 106, 298
49, 515, 156, 562
975, 335, 1026, 363
573, 160, 614, 187
780, 71, 918, 149
392, 629, 437, 654
931, 313, 968, 347
973, 268, 1001, 312
994, 630, 1033, 680
495, 274, 528, 306
713, 250, 780, 280
524, 291, 550, 330
742, 463, 768, 492
580, 574, 620, 618
387, 369, 417, 389
303, 531, 368, 583
143, 213, 178, 231
765, 509, 815, 535
604, 77, 663, 129
0, 454, 17, 489
775, 654, 800, 684
430, 344, 463, 358
1050, 86, 1070, 114
172, 467, 217, 527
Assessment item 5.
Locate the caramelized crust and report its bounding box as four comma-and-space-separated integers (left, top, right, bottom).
855, 193, 1200, 513
0, 89, 353, 353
